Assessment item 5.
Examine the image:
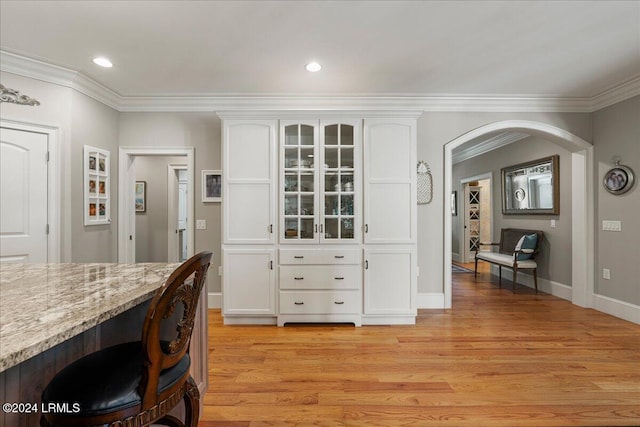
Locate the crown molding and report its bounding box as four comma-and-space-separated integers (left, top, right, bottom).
589, 74, 640, 112
452, 131, 530, 164
1, 51, 637, 113
0, 51, 120, 110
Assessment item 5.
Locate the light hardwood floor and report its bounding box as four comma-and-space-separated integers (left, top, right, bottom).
200, 264, 640, 426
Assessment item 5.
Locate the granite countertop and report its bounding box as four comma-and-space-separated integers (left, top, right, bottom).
0, 262, 180, 372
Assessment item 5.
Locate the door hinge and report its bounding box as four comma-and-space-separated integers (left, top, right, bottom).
46, 224, 49, 235
46, 151, 50, 162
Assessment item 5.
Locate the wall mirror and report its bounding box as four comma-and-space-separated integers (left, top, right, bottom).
501, 155, 559, 215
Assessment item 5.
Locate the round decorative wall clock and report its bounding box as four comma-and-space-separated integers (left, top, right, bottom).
603, 160, 635, 195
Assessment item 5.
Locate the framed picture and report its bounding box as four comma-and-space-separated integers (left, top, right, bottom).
603, 163, 635, 195
84, 145, 110, 225
451, 191, 457, 216
202, 170, 222, 202
135, 181, 147, 212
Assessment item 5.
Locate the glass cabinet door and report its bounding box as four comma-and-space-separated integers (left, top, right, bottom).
282, 123, 317, 241
321, 123, 356, 242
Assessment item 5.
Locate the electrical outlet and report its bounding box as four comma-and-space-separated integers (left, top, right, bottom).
218, 266, 223, 276
196, 220, 206, 230
602, 268, 611, 280
550, 219, 556, 228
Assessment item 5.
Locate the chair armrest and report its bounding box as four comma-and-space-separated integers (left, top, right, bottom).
517, 248, 534, 254
475, 242, 500, 256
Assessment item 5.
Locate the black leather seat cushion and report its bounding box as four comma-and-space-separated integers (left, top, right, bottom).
42, 341, 190, 417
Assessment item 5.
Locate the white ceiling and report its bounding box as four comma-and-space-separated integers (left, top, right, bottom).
1, 0, 639, 99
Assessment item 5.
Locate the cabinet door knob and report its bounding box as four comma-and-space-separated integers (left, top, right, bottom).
365, 260, 369, 270
334, 301, 345, 305
365, 224, 369, 233
294, 277, 304, 280
294, 302, 304, 305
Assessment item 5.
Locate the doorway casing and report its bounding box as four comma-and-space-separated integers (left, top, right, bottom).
444, 120, 594, 309
118, 147, 195, 263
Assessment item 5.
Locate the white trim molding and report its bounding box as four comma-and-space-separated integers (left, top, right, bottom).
593, 294, 640, 325
208, 292, 222, 309
118, 147, 195, 263
444, 120, 594, 312
3, 51, 639, 113
417, 293, 446, 309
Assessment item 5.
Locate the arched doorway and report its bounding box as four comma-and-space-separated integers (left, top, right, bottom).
444, 120, 594, 309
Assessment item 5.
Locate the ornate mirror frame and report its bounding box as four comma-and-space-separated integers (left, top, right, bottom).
501, 155, 559, 215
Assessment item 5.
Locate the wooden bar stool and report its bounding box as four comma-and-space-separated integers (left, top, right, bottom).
40, 252, 213, 427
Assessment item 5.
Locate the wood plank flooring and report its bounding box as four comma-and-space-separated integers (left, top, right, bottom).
200, 264, 640, 426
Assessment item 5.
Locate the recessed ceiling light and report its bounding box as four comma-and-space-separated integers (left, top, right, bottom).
305, 62, 322, 72
93, 57, 113, 68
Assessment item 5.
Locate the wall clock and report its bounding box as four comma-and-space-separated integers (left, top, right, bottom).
603, 160, 635, 195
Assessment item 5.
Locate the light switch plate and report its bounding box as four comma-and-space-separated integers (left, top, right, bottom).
196, 219, 206, 230
603, 268, 611, 280
602, 220, 621, 232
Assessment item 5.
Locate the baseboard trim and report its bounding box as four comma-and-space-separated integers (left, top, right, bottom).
489, 266, 572, 301
451, 252, 462, 263
417, 292, 446, 309
593, 294, 640, 324
208, 292, 222, 309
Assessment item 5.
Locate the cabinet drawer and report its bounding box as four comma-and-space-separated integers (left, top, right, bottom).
279, 291, 360, 314
279, 265, 360, 290
279, 248, 361, 265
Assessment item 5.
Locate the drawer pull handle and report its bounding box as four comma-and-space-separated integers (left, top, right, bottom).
334, 255, 345, 259
334, 277, 345, 280
294, 256, 304, 259
294, 302, 304, 305
294, 277, 304, 280
334, 301, 345, 305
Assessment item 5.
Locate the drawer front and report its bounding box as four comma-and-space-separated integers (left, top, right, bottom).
279, 291, 361, 314
279, 248, 361, 265
279, 266, 361, 290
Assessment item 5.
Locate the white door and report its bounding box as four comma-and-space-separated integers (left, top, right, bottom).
0, 127, 49, 263
167, 165, 188, 262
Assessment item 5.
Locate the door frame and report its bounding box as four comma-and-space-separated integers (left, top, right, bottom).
444, 120, 594, 309
458, 172, 493, 264
1, 119, 60, 262
118, 147, 195, 263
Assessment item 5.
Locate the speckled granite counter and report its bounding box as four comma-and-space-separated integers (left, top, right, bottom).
0, 262, 179, 372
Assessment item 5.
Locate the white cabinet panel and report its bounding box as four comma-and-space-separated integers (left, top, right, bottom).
223, 120, 276, 244
279, 265, 360, 290
226, 123, 274, 180
364, 248, 416, 315
364, 119, 417, 244
226, 183, 273, 243
280, 290, 360, 314
223, 249, 275, 316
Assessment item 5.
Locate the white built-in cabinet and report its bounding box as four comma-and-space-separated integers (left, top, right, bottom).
221, 114, 418, 326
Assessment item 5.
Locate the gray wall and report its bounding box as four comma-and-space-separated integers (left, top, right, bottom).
452, 136, 573, 285
118, 113, 222, 293
135, 156, 185, 262
0, 71, 120, 262
593, 95, 640, 305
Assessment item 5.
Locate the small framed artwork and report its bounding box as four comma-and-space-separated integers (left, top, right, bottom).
603, 162, 635, 195
135, 181, 147, 212
202, 170, 222, 202
84, 145, 110, 226
451, 191, 457, 216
